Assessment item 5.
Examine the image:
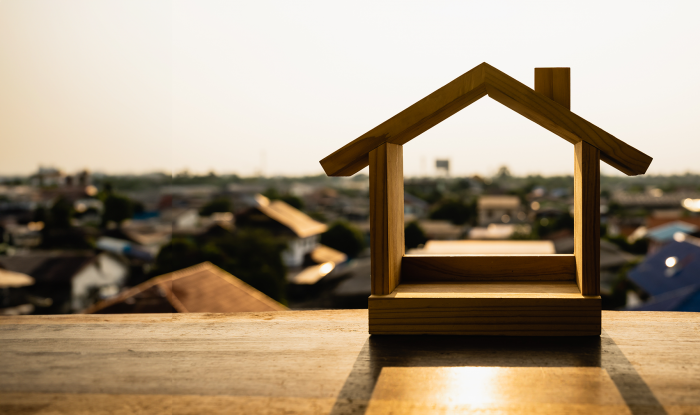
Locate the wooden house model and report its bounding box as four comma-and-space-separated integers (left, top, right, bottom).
320, 63, 652, 336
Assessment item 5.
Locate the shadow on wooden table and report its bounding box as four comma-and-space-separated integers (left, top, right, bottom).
330, 330, 666, 415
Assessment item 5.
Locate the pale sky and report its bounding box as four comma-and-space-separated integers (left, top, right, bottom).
1, 1, 699, 177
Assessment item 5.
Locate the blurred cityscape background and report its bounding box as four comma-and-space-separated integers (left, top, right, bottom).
2, 2, 700, 315
2, 164, 700, 315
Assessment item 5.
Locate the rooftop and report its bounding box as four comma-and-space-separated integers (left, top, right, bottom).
83, 262, 287, 314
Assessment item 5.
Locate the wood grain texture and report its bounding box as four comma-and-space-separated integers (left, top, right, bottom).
575, 141, 601, 296
366, 367, 629, 415
2, 310, 700, 414
369, 282, 599, 335
534, 67, 571, 109
369, 143, 404, 295
401, 254, 575, 282
369, 282, 601, 335
320, 62, 652, 177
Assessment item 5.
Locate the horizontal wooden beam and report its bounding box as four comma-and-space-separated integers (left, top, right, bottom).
369, 282, 601, 335
401, 254, 576, 282
320, 63, 652, 177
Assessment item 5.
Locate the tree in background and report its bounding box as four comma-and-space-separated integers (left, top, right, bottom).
429, 198, 476, 225
199, 197, 233, 216
263, 187, 304, 210
40, 197, 92, 249
405, 221, 427, 250
320, 221, 365, 259
48, 197, 73, 229
102, 194, 134, 226
153, 229, 288, 304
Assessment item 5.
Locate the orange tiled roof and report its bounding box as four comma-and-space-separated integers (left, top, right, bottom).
254, 194, 327, 238
83, 262, 287, 314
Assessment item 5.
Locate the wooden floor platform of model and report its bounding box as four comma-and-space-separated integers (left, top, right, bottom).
320, 64, 652, 335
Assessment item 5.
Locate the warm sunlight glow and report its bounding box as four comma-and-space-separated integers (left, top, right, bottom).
366, 366, 626, 412
26, 221, 44, 232
531, 201, 540, 211
319, 262, 335, 277
85, 185, 98, 197
682, 198, 700, 212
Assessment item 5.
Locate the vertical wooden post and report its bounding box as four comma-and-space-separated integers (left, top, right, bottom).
369, 143, 404, 295
535, 67, 600, 296
574, 142, 601, 295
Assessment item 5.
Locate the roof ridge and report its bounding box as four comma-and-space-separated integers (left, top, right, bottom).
320, 62, 652, 177
205, 263, 288, 311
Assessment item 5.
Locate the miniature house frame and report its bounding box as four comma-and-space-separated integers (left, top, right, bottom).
320, 63, 652, 336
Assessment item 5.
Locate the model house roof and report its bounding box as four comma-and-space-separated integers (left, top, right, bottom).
83, 262, 287, 314
320, 62, 652, 177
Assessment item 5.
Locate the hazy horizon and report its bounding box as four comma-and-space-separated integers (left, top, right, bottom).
2, 1, 699, 178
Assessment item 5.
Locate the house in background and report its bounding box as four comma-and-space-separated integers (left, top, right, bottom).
404, 193, 429, 219
415, 220, 466, 240
83, 262, 287, 314
236, 195, 328, 269
0, 251, 128, 313
468, 223, 531, 240
626, 236, 700, 311
0, 268, 36, 315
477, 195, 522, 226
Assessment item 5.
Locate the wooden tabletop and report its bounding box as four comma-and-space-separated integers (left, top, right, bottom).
1, 310, 698, 414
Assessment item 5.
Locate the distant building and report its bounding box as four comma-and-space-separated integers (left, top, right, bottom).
627, 237, 700, 311
0, 252, 128, 313
404, 193, 429, 219
468, 223, 531, 240
288, 244, 347, 285
224, 183, 266, 212
0, 268, 35, 315
415, 220, 465, 240
160, 208, 200, 230
477, 195, 521, 226
83, 262, 287, 314
30, 167, 64, 187
159, 185, 219, 210
611, 190, 700, 211
236, 195, 328, 268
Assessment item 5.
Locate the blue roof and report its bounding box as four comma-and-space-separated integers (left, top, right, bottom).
646, 221, 698, 243
627, 284, 700, 311
132, 211, 160, 221
628, 240, 700, 297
